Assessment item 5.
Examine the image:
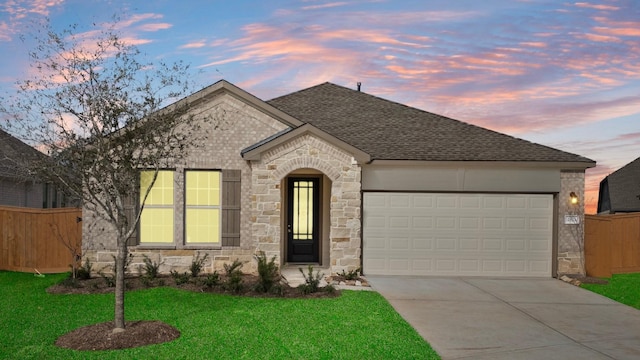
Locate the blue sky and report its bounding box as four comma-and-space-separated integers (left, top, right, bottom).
1, 0, 639, 213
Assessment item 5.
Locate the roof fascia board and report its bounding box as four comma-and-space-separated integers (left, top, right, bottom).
243, 123, 371, 163
368, 159, 596, 170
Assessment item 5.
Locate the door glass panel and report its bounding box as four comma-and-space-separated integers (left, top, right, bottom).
293, 180, 313, 241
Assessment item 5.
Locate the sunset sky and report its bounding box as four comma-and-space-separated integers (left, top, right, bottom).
1, 0, 639, 213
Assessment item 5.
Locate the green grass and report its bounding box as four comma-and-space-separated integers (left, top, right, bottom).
0, 271, 439, 359
581, 273, 640, 309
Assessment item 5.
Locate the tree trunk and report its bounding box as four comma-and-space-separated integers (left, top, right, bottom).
113, 237, 127, 333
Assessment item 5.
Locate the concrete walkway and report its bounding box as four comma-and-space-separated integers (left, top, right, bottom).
367, 276, 640, 360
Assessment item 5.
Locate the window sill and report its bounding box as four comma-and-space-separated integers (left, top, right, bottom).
183, 245, 222, 250
131, 245, 223, 251
133, 245, 177, 250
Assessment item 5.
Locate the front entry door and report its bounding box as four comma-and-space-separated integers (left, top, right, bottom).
287, 177, 320, 263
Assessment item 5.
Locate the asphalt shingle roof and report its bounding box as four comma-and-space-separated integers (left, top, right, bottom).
267, 82, 595, 164
0, 128, 44, 179
603, 157, 640, 212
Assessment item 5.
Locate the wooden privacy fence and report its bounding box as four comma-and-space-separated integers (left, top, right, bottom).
585, 213, 640, 278
0, 206, 82, 273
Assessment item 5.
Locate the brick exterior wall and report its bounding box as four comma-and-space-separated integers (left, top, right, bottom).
83, 93, 288, 275
251, 133, 362, 274
557, 170, 586, 275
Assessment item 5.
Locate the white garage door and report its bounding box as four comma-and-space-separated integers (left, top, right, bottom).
363, 193, 553, 277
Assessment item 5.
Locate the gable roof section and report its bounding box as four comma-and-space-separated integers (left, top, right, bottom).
266, 82, 595, 167
0, 128, 45, 179
112, 79, 305, 140
599, 157, 640, 213
242, 124, 371, 163
170, 80, 303, 128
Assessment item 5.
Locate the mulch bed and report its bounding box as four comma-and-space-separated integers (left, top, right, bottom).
55, 320, 180, 351
47, 273, 341, 298
48, 273, 340, 351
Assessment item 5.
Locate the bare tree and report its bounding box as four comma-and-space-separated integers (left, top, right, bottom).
1, 20, 206, 332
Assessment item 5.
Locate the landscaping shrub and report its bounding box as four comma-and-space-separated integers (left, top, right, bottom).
298, 265, 323, 294
204, 271, 221, 288
75, 258, 93, 280
189, 252, 209, 278
254, 252, 282, 294
170, 270, 191, 285
340, 268, 360, 281
223, 259, 244, 293
138, 255, 163, 279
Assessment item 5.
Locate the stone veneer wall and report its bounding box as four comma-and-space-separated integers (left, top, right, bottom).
251, 134, 361, 274
82, 93, 289, 275
557, 170, 586, 275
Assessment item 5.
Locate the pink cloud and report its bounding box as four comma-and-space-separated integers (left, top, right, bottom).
315, 28, 429, 48
0, 0, 64, 41
594, 26, 640, 37
592, 16, 640, 37
0, 22, 11, 42
578, 32, 621, 42
137, 23, 172, 32
519, 41, 547, 48
2, 0, 65, 19
301, 2, 347, 10
579, 72, 622, 85
199, 23, 418, 71
112, 13, 164, 29
615, 132, 640, 141
574, 2, 620, 11
180, 41, 207, 49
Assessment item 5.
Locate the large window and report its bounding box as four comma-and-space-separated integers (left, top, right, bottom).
138, 169, 223, 246
140, 170, 174, 244
185, 170, 221, 244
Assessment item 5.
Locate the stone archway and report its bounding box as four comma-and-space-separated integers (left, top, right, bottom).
250, 134, 362, 274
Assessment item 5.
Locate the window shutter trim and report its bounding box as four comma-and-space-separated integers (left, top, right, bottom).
222, 169, 241, 246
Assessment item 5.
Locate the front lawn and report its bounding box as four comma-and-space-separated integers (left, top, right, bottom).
581, 273, 640, 309
0, 271, 439, 359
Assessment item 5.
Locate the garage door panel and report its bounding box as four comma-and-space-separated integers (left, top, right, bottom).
412, 195, 434, 208
507, 197, 527, 209
390, 195, 411, 207
436, 195, 457, 208
413, 238, 433, 249
389, 216, 410, 228
389, 237, 410, 250
412, 217, 434, 228
436, 217, 456, 229
459, 196, 481, 208
363, 193, 553, 277
459, 217, 479, 229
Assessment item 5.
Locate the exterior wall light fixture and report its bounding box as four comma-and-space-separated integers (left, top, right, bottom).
570, 192, 579, 205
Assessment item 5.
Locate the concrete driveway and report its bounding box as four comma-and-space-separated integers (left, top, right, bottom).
367, 276, 640, 360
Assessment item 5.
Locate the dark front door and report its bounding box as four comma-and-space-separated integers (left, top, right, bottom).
287, 177, 320, 263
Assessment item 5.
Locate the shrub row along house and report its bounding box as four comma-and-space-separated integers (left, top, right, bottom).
83, 80, 595, 277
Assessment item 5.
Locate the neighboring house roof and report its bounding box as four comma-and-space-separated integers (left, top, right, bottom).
0, 128, 45, 180
266, 82, 595, 166
597, 157, 640, 213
